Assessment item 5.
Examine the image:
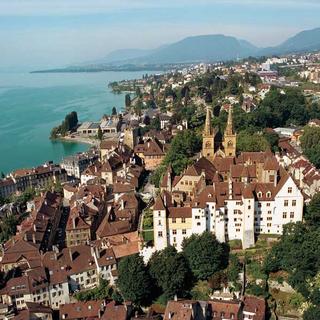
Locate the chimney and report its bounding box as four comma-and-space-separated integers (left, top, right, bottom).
163, 194, 167, 207
121, 199, 125, 210
33, 224, 37, 232
69, 248, 73, 261
228, 178, 233, 200
174, 294, 178, 301
72, 217, 76, 229
32, 233, 36, 244
95, 246, 100, 259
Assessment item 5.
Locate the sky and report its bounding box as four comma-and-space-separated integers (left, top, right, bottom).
0, 0, 319, 70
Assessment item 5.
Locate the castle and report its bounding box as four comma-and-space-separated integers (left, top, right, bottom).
153, 106, 304, 250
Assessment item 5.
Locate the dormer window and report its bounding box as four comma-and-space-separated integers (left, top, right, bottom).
266, 191, 271, 198
257, 192, 262, 198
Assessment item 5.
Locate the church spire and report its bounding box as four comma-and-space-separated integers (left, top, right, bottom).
225, 105, 234, 135
204, 106, 212, 136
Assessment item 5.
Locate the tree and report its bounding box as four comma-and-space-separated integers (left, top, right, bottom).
182, 232, 229, 280
50, 111, 78, 138
112, 107, 117, 115
305, 193, 320, 227
148, 246, 192, 300
125, 94, 131, 108
301, 126, 320, 168
303, 306, 320, 320
97, 127, 103, 141
237, 131, 269, 152
208, 271, 228, 290
263, 131, 279, 152
117, 254, 152, 306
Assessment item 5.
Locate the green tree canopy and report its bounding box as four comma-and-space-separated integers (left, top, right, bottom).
117, 254, 152, 306
97, 127, 103, 140
148, 246, 192, 300
301, 126, 320, 168
237, 131, 270, 152
303, 306, 320, 320
125, 94, 131, 108
182, 232, 229, 280
305, 193, 320, 227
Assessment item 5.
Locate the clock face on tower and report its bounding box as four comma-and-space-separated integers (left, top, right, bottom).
228, 140, 233, 147
205, 141, 211, 148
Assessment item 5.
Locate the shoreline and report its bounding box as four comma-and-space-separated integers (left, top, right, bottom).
54, 135, 100, 148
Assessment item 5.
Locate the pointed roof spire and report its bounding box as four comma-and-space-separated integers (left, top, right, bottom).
204, 106, 212, 136
225, 105, 234, 135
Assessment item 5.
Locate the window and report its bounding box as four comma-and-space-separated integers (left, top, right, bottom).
197, 222, 201, 226
288, 187, 292, 193
172, 229, 177, 235
267, 217, 272, 221
292, 200, 296, 206
195, 215, 200, 219
267, 223, 272, 227
268, 210, 272, 214
158, 231, 163, 237
266, 191, 271, 198
181, 217, 186, 223
172, 218, 176, 223
182, 229, 186, 235
284, 200, 289, 207
158, 220, 162, 226
258, 203, 262, 208
173, 237, 176, 243
290, 212, 294, 219
267, 202, 271, 207
283, 212, 287, 218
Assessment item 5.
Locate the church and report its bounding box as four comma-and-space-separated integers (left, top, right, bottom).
201, 105, 237, 161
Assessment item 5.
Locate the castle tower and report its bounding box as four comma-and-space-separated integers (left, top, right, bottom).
123, 127, 137, 150
202, 106, 215, 161
222, 105, 237, 157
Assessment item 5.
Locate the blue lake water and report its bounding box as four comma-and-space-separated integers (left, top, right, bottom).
0, 71, 147, 174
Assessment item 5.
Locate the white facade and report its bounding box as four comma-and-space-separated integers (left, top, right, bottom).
153, 176, 303, 252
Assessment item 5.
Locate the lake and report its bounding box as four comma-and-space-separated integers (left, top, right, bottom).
0, 71, 148, 174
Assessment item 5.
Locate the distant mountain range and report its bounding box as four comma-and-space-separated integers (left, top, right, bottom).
32, 27, 320, 72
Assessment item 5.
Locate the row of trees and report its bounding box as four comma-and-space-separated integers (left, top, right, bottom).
116, 232, 240, 306
50, 111, 78, 139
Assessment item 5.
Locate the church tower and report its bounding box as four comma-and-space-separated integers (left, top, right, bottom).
202, 106, 215, 161
223, 105, 237, 157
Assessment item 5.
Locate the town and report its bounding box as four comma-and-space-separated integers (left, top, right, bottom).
1, 50, 320, 320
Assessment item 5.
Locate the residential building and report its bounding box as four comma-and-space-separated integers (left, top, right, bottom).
60, 152, 99, 178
